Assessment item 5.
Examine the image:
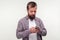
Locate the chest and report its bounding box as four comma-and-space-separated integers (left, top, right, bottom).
29, 19, 36, 28
22, 19, 40, 30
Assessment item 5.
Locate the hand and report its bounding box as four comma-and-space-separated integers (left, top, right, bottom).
35, 26, 40, 32
35, 28, 40, 33
35, 27, 40, 33
30, 27, 39, 33
30, 27, 36, 33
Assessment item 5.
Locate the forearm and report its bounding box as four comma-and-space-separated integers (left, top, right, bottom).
38, 28, 47, 36
16, 29, 31, 39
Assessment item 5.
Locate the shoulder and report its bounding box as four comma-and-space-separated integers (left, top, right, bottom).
36, 17, 42, 22
18, 17, 26, 23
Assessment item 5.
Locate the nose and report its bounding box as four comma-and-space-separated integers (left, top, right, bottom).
32, 12, 35, 15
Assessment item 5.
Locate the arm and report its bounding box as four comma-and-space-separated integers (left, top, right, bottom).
37, 20, 47, 36
16, 21, 31, 39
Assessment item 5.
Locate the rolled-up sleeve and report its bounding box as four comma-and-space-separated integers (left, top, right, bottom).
37, 19, 47, 36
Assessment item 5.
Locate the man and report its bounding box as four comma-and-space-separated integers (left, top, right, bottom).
16, 1, 47, 40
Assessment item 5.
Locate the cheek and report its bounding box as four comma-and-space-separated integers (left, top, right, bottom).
28, 11, 32, 15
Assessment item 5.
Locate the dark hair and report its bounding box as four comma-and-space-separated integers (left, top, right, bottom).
27, 1, 37, 10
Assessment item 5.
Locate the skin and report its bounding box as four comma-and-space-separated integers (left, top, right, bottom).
27, 5, 39, 33
27, 5, 37, 18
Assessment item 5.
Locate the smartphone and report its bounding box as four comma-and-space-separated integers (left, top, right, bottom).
35, 27, 39, 30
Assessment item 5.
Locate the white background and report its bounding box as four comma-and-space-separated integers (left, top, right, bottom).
0, 0, 60, 40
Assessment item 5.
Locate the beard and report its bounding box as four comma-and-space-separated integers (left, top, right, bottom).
28, 14, 35, 20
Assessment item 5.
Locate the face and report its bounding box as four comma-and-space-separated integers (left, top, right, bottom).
27, 6, 37, 20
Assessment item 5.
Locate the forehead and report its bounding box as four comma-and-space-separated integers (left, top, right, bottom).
28, 5, 37, 10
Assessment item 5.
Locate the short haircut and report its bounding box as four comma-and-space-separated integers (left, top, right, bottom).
27, 1, 37, 10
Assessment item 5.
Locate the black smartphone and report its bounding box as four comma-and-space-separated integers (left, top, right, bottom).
35, 27, 39, 30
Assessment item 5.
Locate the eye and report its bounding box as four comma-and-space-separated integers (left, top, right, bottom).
30, 11, 33, 12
